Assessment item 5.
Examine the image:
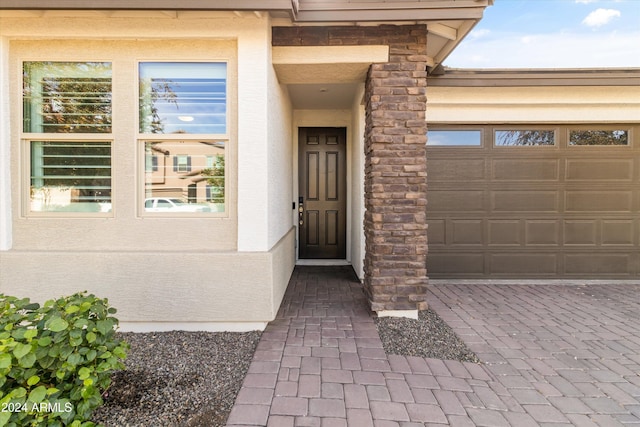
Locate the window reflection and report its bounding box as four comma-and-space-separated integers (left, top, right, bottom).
427, 130, 482, 146
144, 141, 225, 213
139, 62, 227, 135
495, 130, 555, 146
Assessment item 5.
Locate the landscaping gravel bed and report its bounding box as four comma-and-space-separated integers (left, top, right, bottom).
92, 330, 261, 427
375, 308, 480, 363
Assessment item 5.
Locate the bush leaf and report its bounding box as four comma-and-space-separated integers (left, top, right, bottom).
45, 317, 69, 332
28, 385, 47, 403
0, 353, 11, 369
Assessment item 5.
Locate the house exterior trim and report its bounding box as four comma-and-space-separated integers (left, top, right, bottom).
428, 68, 640, 87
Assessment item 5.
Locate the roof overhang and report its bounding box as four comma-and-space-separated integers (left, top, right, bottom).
428, 68, 640, 87
0, 0, 492, 70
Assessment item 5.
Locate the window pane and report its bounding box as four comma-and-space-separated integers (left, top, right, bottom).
495, 130, 555, 146
139, 62, 227, 134
428, 130, 481, 146
144, 141, 225, 213
30, 141, 111, 212
570, 130, 628, 146
23, 62, 112, 133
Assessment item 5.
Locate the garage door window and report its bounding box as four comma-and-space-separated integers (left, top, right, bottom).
495, 130, 555, 146
427, 130, 482, 146
569, 130, 629, 146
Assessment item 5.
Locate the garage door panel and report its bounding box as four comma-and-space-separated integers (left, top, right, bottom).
492, 191, 558, 212
451, 220, 483, 245
492, 159, 559, 181
602, 220, 635, 246
566, 159, 633, 181
429, 190, 484, 212
565, 191, 632, 212
525, 220, 560, 245
490, 254, 558, 275
428, 159, 486, 182
428, 253, 484, 275
427, 219, 446, 245
564, 253, 632, 275
564, 220, 598, 245
489, 220, 522, 246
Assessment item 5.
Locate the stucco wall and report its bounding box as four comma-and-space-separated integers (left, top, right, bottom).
0, 13, 295, 329
0, 36, 10, 251
428, 86, 640, 124
350, 85, 366, 280
267, 52, 295, 249
0, 227, 296, 331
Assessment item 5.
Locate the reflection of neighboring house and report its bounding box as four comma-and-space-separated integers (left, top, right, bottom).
0, 1, 639, 332
145, 141, 225, 205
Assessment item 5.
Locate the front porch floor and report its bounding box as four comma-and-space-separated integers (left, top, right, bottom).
226, 266, 640, 426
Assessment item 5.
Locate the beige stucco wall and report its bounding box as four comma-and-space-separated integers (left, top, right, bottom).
0, 36, 10, 251
267, 51, 295, 249
0, 227, 296, 331
0, 13, 296, 329
428, 86, 640, 124
350, 85, 366, 280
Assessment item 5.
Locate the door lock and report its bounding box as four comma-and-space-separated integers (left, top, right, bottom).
298, 196, 304, 226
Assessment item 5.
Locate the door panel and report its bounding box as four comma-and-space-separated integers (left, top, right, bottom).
299, 127, 346, 259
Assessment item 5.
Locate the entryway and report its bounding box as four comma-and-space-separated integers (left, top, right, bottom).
298, 127, 347, 259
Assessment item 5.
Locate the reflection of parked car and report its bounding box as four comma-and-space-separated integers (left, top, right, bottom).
144, 198, 211, 213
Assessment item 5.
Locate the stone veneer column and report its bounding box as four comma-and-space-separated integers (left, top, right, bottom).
362, 26, 429, 312
272, 25, 429, 312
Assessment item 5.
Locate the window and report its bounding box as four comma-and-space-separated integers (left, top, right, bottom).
495, 130, 555, 146
139, 62, 227, 214
143, 141, 225, 213
427, 130, 482, 146
570, 130, 629, 146
175, 155, 191, 173
139, 62, 227, 135
23, 62, 112, 213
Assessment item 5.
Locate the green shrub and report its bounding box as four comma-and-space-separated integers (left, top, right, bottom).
0, 292, 128, 427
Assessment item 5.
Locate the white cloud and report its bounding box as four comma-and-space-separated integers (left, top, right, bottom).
582, 8, 621, 27
469, 29, 491, 39
575, 0, 598, 4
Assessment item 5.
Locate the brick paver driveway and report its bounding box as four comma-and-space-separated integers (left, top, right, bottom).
227, 267, 640, 426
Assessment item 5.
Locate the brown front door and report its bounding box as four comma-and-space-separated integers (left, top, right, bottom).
298, 127, 347, 259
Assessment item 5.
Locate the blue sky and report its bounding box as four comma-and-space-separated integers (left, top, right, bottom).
446, 0, 640, 68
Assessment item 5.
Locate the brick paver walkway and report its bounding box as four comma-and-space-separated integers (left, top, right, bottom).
226, 267, 640, 426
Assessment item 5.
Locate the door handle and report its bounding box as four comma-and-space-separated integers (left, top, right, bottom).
298, 196, 304, 225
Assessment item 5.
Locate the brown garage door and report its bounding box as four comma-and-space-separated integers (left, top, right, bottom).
426, 125, 640, 278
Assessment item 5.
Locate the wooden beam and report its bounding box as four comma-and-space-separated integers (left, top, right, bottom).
427, 23, 457, 41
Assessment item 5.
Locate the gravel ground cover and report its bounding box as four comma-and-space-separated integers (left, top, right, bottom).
375, 308, 480, 363
92, 330, 261, 427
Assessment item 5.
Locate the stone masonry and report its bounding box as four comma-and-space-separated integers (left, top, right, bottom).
273, 25, 429, 312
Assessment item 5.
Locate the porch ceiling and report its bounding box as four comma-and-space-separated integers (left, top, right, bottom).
273, 45, 387, 109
